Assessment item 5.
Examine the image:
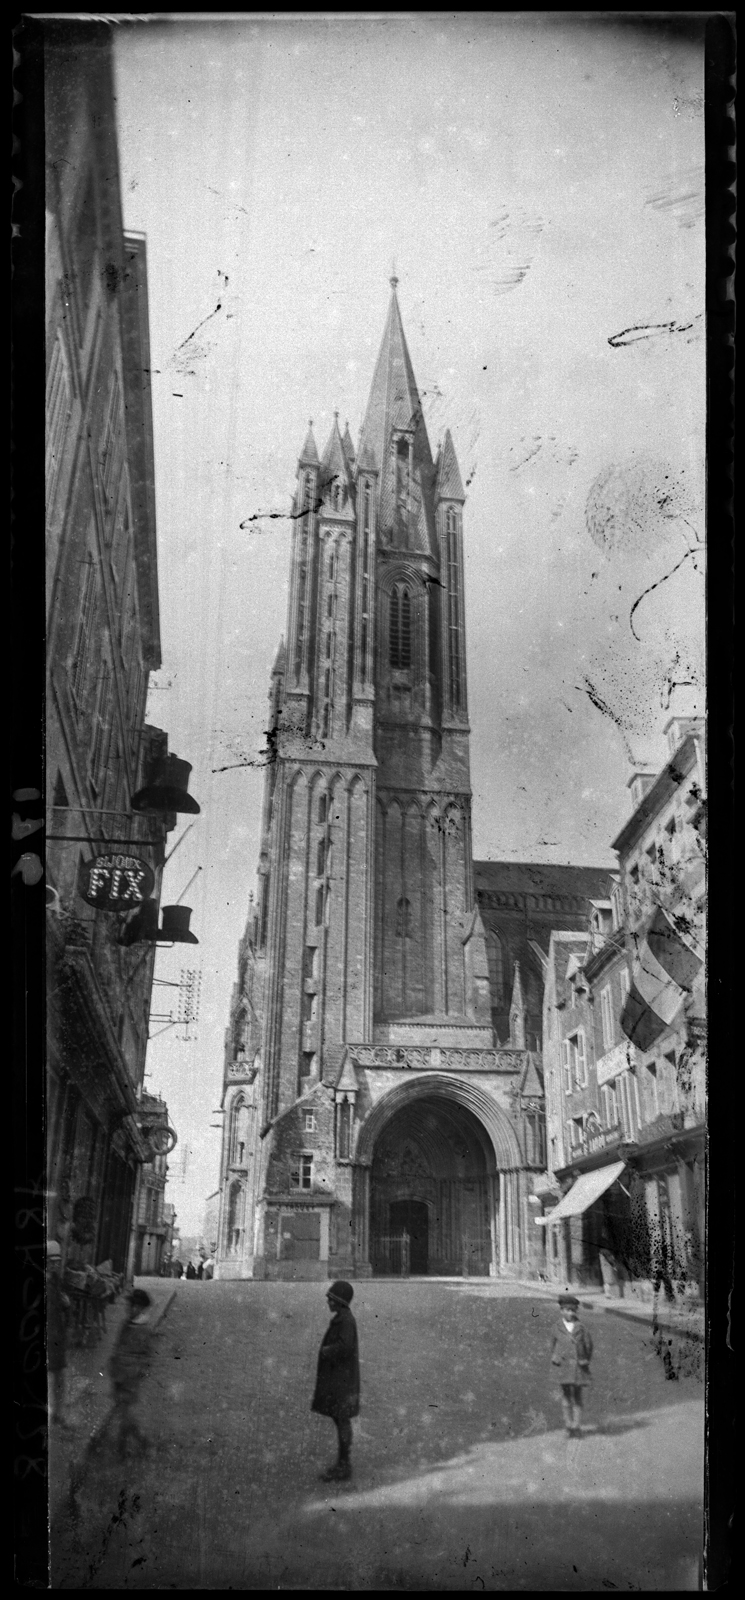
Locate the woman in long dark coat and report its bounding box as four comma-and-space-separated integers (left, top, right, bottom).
550, 1292, 593, 1438
311, 1281, 360, 1482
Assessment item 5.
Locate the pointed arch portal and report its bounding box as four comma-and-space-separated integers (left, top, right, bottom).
356, 1076, 524, 1277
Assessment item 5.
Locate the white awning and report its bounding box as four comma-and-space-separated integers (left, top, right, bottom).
536, 1161, 627, 1224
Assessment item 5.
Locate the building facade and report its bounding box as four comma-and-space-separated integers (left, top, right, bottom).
45, 24, 179, 1278
133, 1094, 173, 1276
215, 282, 611, 1282
540, 715, 706, 1301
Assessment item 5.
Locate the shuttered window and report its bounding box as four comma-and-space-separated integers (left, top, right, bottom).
46, 333, 72, 517
70, 557, 98, 711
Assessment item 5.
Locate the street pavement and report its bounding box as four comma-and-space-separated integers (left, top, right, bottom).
50, 1278, 704, 1591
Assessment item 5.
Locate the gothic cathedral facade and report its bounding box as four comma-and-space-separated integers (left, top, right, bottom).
214, 282, 560, 1281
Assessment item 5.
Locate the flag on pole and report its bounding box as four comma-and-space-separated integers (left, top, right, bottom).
620, 905, 703, 1052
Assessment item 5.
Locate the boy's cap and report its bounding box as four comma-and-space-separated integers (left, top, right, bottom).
327, 1280, 353, 1305
558, 1293, 580, 1309
46, 1240, 62, 1260
130, 1288, 152, 1308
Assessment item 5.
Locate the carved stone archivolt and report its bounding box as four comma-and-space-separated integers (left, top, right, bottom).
350, 1044, 524, 1073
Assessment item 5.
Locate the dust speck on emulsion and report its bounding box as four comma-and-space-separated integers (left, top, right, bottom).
585, 459, 699, 559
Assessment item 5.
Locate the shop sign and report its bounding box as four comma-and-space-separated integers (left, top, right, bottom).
80, 852, 154, 911
596, 1040, 637, 1085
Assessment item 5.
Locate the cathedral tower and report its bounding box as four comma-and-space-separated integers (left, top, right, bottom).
217, 282, 548, 1284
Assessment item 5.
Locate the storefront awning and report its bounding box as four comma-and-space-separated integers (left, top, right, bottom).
536, 1161, 627, 1224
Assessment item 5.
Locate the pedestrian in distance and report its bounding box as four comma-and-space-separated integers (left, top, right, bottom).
311, 1281, 360, 1483
106, 1287, 154, 1459
550, 1292, 593, 1438
46, 1240, 71, 1427
196, 1258, 204, 1280
185, 1261, 196, 1280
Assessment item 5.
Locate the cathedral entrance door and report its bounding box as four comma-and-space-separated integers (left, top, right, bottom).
390, 1199, 429, 1275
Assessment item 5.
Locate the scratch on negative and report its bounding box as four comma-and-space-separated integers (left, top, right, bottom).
240, 496, 325, 529
174, 300, 223, 354
608, 319, 698, 347
578, 678, 633, 760
629, 548, 698, 640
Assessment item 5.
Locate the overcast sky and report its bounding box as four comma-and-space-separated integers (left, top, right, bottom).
113, 13, 705, 1235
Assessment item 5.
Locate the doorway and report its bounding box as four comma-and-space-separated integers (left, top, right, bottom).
390, 1199, 429, 1275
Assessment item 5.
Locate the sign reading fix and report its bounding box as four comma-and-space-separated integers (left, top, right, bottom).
79, 852, 155, 911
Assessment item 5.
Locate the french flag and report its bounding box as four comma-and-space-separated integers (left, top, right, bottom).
620, 905, 703, 1053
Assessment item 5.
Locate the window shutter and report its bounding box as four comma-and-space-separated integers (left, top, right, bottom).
576, 1031, 587, 1087
562, 1039, 571, 1093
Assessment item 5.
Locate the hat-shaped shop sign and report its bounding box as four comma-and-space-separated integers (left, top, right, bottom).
131, 755, 200, 815
160, 904, 199, 944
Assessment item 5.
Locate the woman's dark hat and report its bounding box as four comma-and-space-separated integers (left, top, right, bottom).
131, 1288, 152, 1308
327, 1280, 353, 1305
558, 1293, 580, 1309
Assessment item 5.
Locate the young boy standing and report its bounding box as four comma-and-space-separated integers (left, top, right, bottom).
311, 1281, 360, 1482
550, 1292, 593, 1438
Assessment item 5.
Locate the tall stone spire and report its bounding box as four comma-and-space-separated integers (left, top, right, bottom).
299, 421, 319, 466
509, 963, 527, 1049
319, 412, 354, 507
357, 279, 435, 554
435, 429, 466, 504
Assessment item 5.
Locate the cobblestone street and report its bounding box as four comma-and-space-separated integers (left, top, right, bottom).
51, 1280, 703, 1591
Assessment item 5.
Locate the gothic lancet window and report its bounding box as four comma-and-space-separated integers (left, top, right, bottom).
337, 1099, 352, 1160
395, 435, 410, 538
316, 836, 326, 877
360, 479, 371, 678
389, 586, 412, 669
396, 897, 412, 937
447, 511, 462, 710
486, 930, 504, 1006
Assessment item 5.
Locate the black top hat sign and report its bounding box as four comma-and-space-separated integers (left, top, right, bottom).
159, 904, 199, 944
131, 755, 200, 815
